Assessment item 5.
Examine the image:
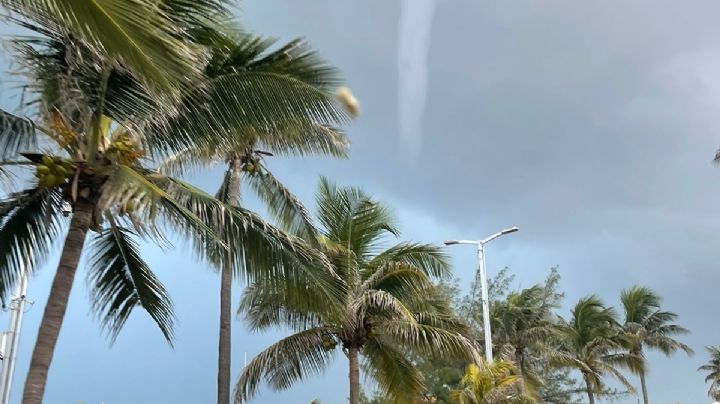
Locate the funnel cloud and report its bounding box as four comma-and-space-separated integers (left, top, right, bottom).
398, 0, 436, 161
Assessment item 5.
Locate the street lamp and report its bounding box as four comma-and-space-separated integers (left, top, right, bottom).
444, 226, 518, 362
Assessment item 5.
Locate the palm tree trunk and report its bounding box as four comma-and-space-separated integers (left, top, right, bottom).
583, 373, 595, 404
639, 371, 649, 404
22, 201, 93, 404
217, 259, 232, 404
348, 347, 361, 404
515, 347, 526, 394
217, 158, 242, 404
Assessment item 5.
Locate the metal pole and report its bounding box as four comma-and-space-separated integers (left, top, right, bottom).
445, 227, 517, 364
477, 243, 492, 362
0, 261, 29, 404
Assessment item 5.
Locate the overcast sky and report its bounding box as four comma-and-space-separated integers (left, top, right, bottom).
2, 1, 720, 403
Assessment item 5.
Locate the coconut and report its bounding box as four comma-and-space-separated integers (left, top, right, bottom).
55, 166, 67, 177
40, 174, 55, 187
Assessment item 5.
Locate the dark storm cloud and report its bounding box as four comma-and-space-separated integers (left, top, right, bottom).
239, 1, 720, 402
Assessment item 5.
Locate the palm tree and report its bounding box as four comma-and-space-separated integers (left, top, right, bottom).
548, 296, 640, 404
0, 8, 347, 404
450, 361, 534, 404
620, 286, 693, 404
235, 179, 478, 404
156, 30, 351, 404
490, 285, 557, 395
699, 346, 720, 400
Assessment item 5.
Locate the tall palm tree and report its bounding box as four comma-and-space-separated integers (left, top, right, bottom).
0, 8, 347, 404
620, 286, 692, 404
548, 296, 640, 404
156, 30, 350, 404
235, 179, 478, 404
699, 346, 720, 400
450, 361, 534, 404
490, 285, 557, 395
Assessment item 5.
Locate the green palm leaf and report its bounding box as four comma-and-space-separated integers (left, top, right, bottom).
205, 32, 342, 90
99, 166, 216, 243
86, 221, 174, 344
450, 361, 530, 404
316, 177, 399, 264
380, 319, 477, 360
362, 242, 450, 280
0, 187, 64, 300
0, 110, 37, 159
2, 0, 206, 93
153, 176, 341, 298
239, 283, 325, 332
362, 338, 424, 404
245, 166, 318, 240
360, 263, 436, 299
235, 327, 336, 403
147, 72, 348, 157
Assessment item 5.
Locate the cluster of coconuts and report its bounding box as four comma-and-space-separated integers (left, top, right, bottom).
35, 155, 75, 188
321, 335, 337, 351
242, 158, 259, 174
106, 136, 141, 164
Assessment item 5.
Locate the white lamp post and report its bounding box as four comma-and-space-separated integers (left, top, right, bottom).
0, 259, 29, 404
445, 226, 519, 362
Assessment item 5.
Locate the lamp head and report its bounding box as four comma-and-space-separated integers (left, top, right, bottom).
501, 226, 519, 235
444, 240, 459, 246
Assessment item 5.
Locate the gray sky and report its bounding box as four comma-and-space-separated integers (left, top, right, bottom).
2, 1, 720, 403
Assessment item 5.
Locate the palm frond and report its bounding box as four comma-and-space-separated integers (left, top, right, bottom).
360, 263, 436, 298
86, 221, 174, 344
155, 145, 220, 177
3, 0, 206, 93
543, 350, 594, 374
357, 289, 416, 321
206, 34, 342, 91
362, 242, 450, 280
154, 176, 343, 301
146, 72, 348, 158
0, 186, 64, 300
451, 361, 528, 404
316, 177, 399, 265
253, 124, 349, 158
362, 337, 425, 404
239, 281, 335, 332
620, 286, 660, 324
98, 166, 216, 241
245, 166, 318, 240
0, 109, 38, 159
595, 362, 636, 395
234, 327, 335, 403
413, 310, 471, 336
602, 351, 644, 375
380, 319, 478, 362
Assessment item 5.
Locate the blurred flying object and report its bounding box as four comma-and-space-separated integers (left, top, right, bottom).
398, 0, 436, 161
336, 86, 360, 118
